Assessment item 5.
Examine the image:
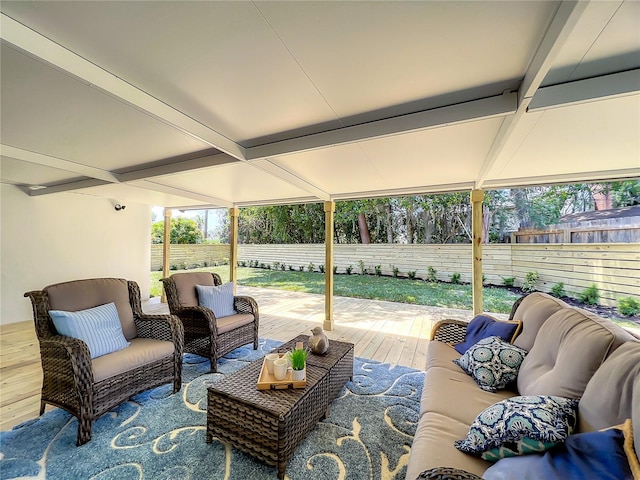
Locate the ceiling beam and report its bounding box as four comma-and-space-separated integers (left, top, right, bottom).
245, 93, 517, 160
481, 167, 640, 189
528, 69, 640, 111
1, 144, 119, 183
130, 180, 234, 207
0, 13, 246, 160
118, 153, 239, 182
21, 179, 111, 196
475, 0, 590, 189
249, 159, 331, 201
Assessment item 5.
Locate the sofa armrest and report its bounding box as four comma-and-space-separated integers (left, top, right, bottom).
234, 295, 259, 317
430, 319, 468, 344
134, 313, 184, 349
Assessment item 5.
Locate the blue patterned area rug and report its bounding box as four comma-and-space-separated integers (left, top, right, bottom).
1, 339, 424, 480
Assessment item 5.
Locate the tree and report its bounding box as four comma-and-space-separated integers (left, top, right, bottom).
151, 217, 204, 244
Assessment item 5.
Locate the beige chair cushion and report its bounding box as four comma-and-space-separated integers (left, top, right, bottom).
45, 278, 136, 340
92, 337, 175, 382
216, 313, 255, 334
517, 307, 635, 398
578, 340, 640, 433
511, 292, 568, 351
404, 412, 491, 480
420, 365, 514, 424
171, 272, 216, 307
634, 377, 640, 463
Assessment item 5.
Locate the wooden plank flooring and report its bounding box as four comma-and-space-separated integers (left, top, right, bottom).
0, 286, 488, 432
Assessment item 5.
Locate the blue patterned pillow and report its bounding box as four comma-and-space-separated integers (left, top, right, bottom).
49, 302, 130, 359
454, 336, 527, 392
455, 395, 579, 461
196, 282, 237, 318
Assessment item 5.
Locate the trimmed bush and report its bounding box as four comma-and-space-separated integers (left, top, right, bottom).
618, 297, 640, 317
551, 282, 566, 298
522, 271, 538, 293
502, 277, 515, 287
450, 272, 461, 284
578, 284, 599, 305
408, 271, 416, 280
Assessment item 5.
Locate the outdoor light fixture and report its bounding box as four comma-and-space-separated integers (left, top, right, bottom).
114, 203, 126, 211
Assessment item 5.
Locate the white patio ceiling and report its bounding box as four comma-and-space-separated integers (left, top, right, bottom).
1, 1, 639, 209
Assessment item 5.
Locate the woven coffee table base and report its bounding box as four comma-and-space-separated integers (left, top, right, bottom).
206, 336, 354, 478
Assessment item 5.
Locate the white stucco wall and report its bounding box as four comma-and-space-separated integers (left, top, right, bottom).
0, 185, 152, 325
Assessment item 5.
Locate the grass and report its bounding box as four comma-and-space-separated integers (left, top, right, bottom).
151, 267, 521, 314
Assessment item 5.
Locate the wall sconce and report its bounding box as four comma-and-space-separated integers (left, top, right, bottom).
114, 203, 126, 211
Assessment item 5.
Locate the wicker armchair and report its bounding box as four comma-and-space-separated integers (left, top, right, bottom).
25, 278, 183, 446
160, 272, 259, 372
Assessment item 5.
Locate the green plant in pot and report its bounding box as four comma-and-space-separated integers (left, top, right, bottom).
288, 347, 308, 381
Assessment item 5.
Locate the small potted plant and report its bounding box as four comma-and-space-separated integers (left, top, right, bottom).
288, 347, 308, 381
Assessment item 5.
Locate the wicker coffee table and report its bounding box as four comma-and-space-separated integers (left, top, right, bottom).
206, 335, 354, 479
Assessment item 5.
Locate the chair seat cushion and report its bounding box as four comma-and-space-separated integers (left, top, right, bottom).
216, 313, 255, 334
92, 337, 175, 382
49, 302, 130, 359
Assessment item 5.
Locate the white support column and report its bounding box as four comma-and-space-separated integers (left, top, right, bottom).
471, 189, 484, 315
324, 201, 335, 331
229, 207, 240, 293
161, 208, 171, 303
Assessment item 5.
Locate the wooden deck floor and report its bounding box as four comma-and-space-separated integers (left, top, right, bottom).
0, 286, 489, 432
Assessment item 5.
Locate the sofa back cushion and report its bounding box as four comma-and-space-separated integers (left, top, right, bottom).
45, 278, 136, 340
517, 307, 635, 398
171, 272, 216, 307
578, 341, 640, 437
635, 377, 640, 463
511, 293, 568, 351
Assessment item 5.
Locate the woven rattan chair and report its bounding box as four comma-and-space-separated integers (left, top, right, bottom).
25, 278, 184, 446
161, 272, 259, 372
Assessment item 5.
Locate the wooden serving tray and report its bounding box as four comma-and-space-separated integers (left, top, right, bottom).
257, 353, 307, 390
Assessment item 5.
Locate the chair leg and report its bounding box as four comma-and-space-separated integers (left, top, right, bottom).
253, 337, 258, 350
39, 401, 46, 416
210, 357, 217, 373
76, 415, 92, 446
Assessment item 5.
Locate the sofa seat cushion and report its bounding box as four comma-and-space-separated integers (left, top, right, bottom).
511, 293, 568, 351
517, 307, 635, 398
92, 337, 175, 382
578, 340, 640, 433
426, 340, 465, 372
405, 412, 492, 480
420, 366, 513, 424
216, 313, 255, 334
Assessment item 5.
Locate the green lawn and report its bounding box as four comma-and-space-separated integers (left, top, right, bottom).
151, 267, 521, 314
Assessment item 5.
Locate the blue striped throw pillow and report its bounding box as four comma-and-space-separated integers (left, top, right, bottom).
196, 282, 237, 318
49, 302, 130, 359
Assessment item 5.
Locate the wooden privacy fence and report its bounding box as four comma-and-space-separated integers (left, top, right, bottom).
151, 243, 639, 307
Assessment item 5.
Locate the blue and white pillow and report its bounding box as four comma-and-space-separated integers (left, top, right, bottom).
196, 282, 237, 318
454, 336, 527, 392
455, 395, 579, 461
49, 302, 130, 359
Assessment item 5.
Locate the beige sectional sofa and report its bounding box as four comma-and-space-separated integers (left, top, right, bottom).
405, 292, 640, 479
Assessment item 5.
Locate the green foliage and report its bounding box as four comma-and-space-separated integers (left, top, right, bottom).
551, 282, 566, 298
374, 265, 382, 276
307, 263, 315, 272
288, 265, 295, 271
298, 265, 304, 272
280, 263, 286, 271
407, 271, 416, 280
358, 260, 367, 275
273, 262, 280, 270
288, 348, 308, 371
578, 284, 600, 305
427, 266, 437, 283
345, 265, 353, 275
151, 217, 204, 244
450, 272, 461, 284
522, 271, 539, 293
618, 297, 640, 317
392, 266, 399, 278
319, 264, 325, 273
333, 266, 338, 274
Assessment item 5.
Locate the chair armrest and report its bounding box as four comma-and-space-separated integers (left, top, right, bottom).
134, 313, 184, 350
430, 319, 468, 344
234, 296, 259, 317
39, 336, 94, 398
